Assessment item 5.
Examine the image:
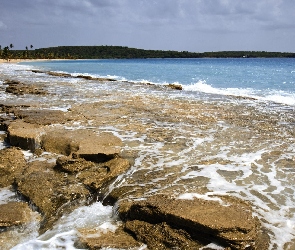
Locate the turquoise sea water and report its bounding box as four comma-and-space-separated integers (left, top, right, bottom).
23, 58, 295, 106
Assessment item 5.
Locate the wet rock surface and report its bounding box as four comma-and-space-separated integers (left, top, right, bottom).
0, 202, 33, 227
118, 195, 268, 249
79, 226, 142, 249
0, 147, 27, 187
4, 79, 46, 95
1, 67, 291, 248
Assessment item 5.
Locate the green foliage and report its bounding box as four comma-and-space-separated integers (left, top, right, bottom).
2, 45, 295, 59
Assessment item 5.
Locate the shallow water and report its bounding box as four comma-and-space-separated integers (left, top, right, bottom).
0, 61, 295, 249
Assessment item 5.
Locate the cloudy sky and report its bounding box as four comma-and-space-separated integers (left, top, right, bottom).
1, 0, 295, 52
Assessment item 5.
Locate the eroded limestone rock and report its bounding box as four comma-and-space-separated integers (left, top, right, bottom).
42, 129, 122, 161
7, 120, 45, 152
118, 195, 267, 249
77, 157, 130, 191
0, 147, 27, 188
125, 220, 204, 249
16, 160, 91, 231
56, 155, 130, 192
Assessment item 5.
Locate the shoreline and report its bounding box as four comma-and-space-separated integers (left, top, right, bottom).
0, 59, 70, 64
0, 61, 294, 249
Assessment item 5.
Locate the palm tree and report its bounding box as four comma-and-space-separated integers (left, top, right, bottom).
3, 46, 10, 61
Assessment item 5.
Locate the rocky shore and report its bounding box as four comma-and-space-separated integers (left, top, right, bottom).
0, 69, 277, 249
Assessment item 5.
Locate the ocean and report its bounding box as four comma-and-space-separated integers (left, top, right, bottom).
0, 58, 295, 249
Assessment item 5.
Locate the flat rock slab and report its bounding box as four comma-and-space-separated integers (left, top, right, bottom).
42, 129, 122, 161
14, 109, 70, 125
0, 202, 32, 227
0, 147, 27, 188
7, 120, 45, 152
118, 195, 265, 249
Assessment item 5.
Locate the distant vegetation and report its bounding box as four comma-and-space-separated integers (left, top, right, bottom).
1, 45, 295, 60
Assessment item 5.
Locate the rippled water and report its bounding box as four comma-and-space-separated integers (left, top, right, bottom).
0, 60, 295, 249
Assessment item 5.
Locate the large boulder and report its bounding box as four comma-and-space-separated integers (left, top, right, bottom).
118, 195, 268, 249
0, 147, 27, 188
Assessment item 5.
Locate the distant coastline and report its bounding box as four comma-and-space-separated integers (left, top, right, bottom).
1, 45, 295, 60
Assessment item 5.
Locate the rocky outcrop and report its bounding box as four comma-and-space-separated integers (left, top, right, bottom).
0, 147, 27, 187
16, 160, 91, 231
167, 83, 183, 90
118, 195, 268, 249
42, 129, 122, 161
77, 157, 130, 190
4, 80, 46, 95
125, 220, 204, 249
56, 155, 130, 191
7, 120, 45, 152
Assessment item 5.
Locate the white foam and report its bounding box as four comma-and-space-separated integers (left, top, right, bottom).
12, 202, 117, 250
183, 80, 295, 106
0, 187, 16, 204
178, 193, 224, 203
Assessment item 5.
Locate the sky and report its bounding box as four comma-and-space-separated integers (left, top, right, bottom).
0, 0, 295, 52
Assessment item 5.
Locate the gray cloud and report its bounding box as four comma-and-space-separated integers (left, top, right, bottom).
0, 0, 294, 52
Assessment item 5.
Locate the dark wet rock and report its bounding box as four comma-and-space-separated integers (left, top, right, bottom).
77, 157, 130, 191
7, 120, 45, 152
55, 156, 97, 173
47, 71, 71, 77
76, 75, 94, 80
125, 220, 205, 249
0, 104, 31, 114
76, 75, 117, 82
4, 80, 46, 95
118, 195, 268, 250
31, 69, 46, 74
16, 161, 91, 231
14, 109, 70, 125
0, 147, 27, 188
103, 185, 137, 205
79, 226, 142, 249
0, 202, 33, 227
167, 83, 183, 90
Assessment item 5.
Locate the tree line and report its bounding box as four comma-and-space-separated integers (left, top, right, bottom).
1, 45, 295, 60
